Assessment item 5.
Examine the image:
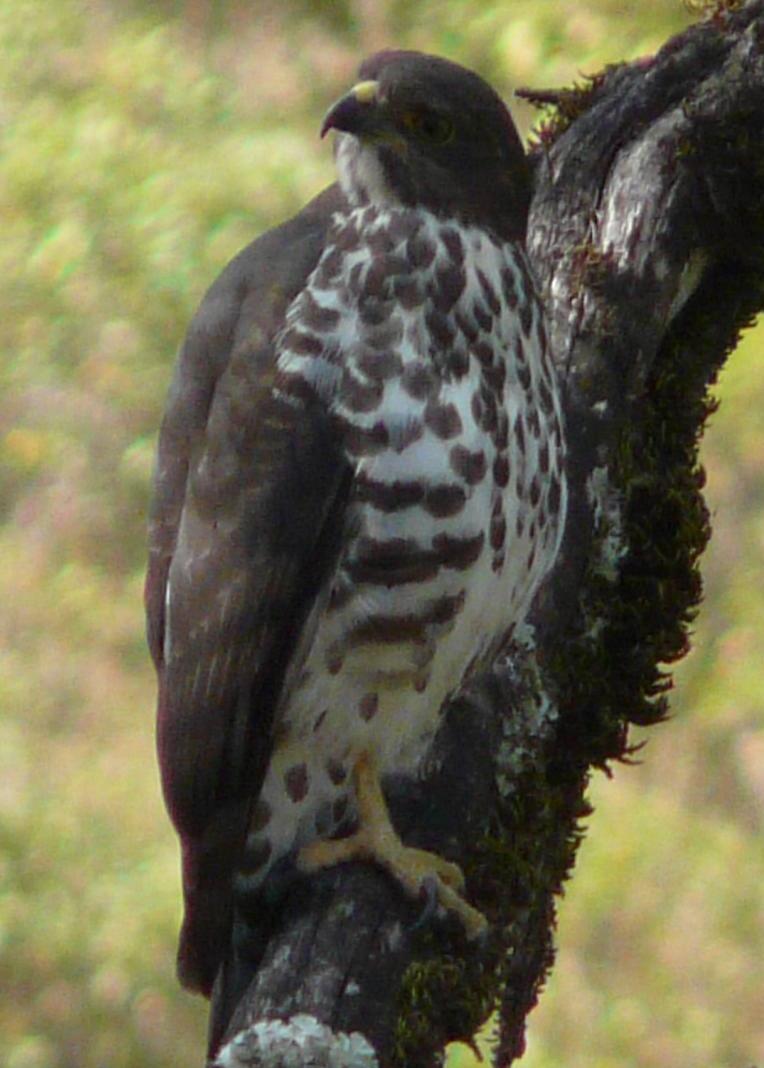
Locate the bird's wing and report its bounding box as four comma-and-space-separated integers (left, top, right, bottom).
145, 185, 350, 994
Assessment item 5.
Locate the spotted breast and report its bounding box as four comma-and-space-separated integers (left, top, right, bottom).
234, 202, 566, 894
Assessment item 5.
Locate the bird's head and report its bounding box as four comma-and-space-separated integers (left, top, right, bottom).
322, 50, 531, 242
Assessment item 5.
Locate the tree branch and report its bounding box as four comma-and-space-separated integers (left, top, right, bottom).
208, 4, 764, 1065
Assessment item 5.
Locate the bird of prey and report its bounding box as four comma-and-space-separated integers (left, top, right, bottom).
145, 49, 567, 1005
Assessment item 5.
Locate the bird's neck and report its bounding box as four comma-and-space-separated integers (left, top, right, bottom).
334, 134, 399, 209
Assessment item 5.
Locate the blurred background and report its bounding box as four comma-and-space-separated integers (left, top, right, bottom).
1, 1, 762, 1066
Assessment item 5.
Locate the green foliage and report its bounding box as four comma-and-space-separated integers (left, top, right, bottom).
1, 2, 761, 1066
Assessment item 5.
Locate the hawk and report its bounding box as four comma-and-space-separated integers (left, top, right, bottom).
146, 50, 567, 1007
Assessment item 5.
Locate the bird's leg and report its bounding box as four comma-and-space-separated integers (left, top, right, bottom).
297, 751, 488, 939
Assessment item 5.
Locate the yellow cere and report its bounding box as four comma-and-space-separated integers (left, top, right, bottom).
352, 80, 379, 104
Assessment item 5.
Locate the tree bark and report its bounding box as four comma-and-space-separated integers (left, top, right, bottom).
209, 4, 764, 1065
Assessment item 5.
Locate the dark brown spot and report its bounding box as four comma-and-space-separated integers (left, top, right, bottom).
362, 258, 390, 300
414, 675, 428, 693
366, 318, 404, 351
478, 389, 497, 433
500, 265, 517, 301
240, 837, 272, 874
513, 414, 526, 452
347, 615, 428, 646
425, 308, 456, 350
471, 391, 483, 424
526, 546, 537, 572
401, 362, 435, 401
359, 693, 379, 721
428, 590, 466, 624
495, 409, 509, 450
333, 220, 361, 251
313, 708, 328, 733
527, 408, 541, 438
301, 291, 340, 332
275, 371, 316, 406
514, 336, 527, 365
474, 340, 494, 367
431, 531, 485, 570
360, 297, 393, 327
424, 400, 462, 439
366, 228, 395, 255
539, 440, 550, 474
440, 227, 465, 266
343, 420, 390, 457
449, 444, 487, 485
516, 513, 525, 538
282, 328, 323, 357
548, 475, 562, 516
317, 246, 343, 283
448, 348, 469, 378
493, 453, 510, 488
250, 799, 272, 834
454, 310, 479, 344
355, 474, 424, 511
473, 301, 493, 332
490, 514, 507, 551
327, 654, 343, 675
483, 362, 506, 393
407, 232, 436, 269
424, 483, 467, 517
520, 299, 533, 337
326, 758, 347, 785
517, 362, 532, 392
356, 348, 403, 381
347, 537, 439, 587
539, 377, 555, 415
346, 591, 465, 650
347, 529, 484, 587
340, 369, 383, 412
392, 276, 422, 309
332, 796, 349, 826
284, 763, 309, 803
433, 263, 466, 313
492, 553, 505, 573
476, 268, 501, 316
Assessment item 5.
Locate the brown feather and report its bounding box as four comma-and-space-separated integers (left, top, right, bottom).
146, 185, 348, 994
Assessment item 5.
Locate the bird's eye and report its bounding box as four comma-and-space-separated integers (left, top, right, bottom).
401, 108, 455, 146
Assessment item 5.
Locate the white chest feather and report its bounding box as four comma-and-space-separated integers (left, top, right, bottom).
245, 204, 567, 869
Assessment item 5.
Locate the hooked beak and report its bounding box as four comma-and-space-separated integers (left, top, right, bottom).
320, 79, 381, 139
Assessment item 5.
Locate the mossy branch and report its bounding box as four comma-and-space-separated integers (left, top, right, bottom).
207, 3, 764, 1065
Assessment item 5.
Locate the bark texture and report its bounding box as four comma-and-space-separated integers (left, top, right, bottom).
209, 4, 764, 1065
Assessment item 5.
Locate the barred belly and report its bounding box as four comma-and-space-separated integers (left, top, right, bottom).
235, 203, 566, 891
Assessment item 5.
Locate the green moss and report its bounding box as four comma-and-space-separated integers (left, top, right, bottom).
394, 946, 497, 1068
520, 69, 613, 146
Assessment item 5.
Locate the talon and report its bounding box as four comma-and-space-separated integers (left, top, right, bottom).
409, 875, 439, 934
296, 751, 488, 940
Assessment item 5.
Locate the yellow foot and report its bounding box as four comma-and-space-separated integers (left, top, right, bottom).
297, 751, 488, 940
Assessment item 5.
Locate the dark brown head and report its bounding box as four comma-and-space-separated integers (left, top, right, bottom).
322, 50, 530, 242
